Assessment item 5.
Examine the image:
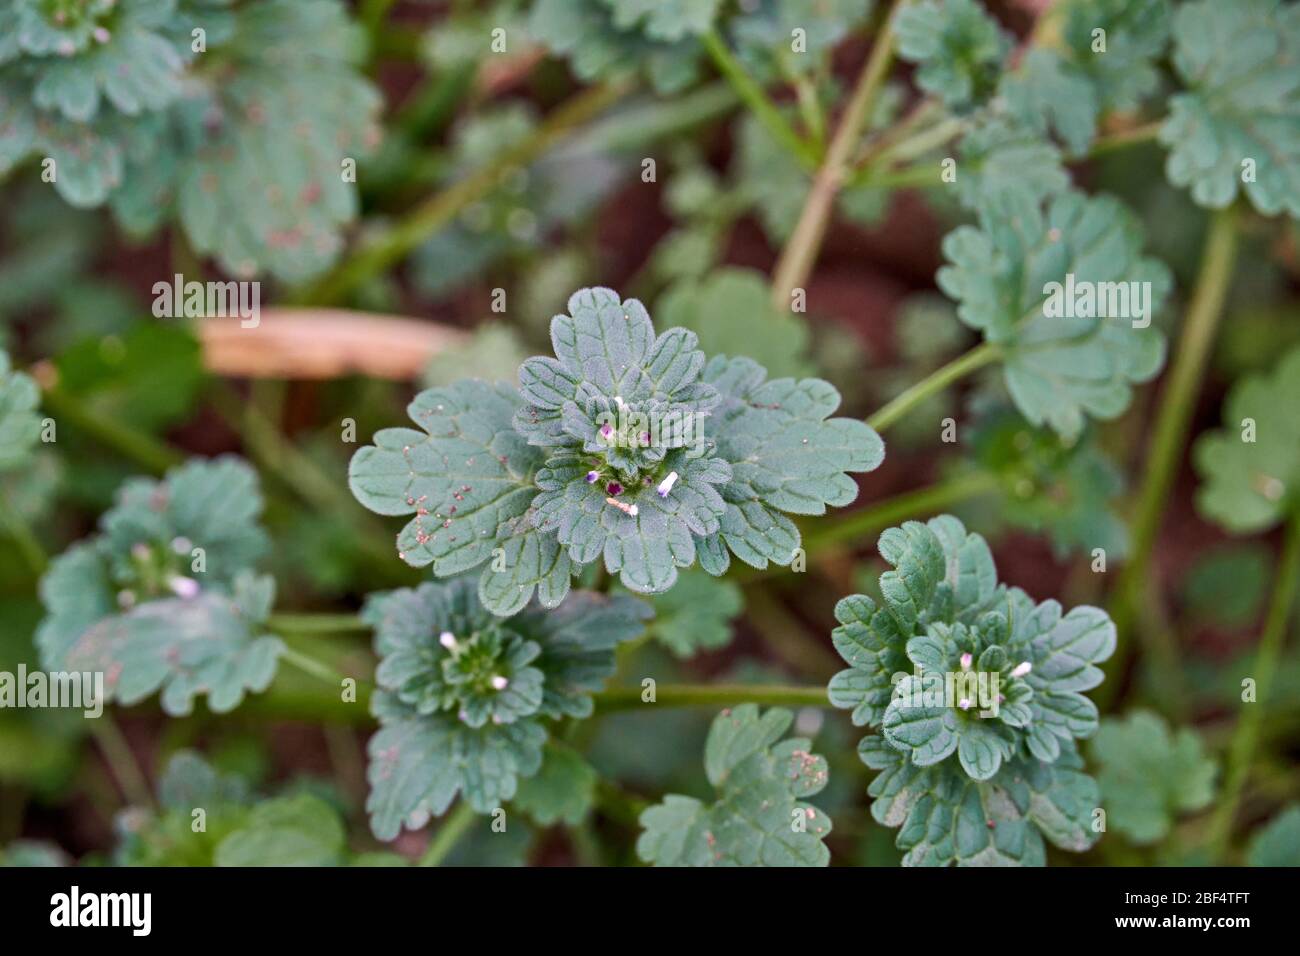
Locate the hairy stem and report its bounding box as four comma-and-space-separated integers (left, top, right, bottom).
1207, 513, 1300, 859
865, 341, 1001, 433
297, 79, 633, 305
1108, 209, 1239, 685
700, 30, 818, 169
1088, 120, 1163, 157
770, 0, 905, 310
419, 801, 478, 866
593, 683, 829, 713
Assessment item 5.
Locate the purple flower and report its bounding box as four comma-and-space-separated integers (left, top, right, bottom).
585, 470, 600, 483
605, 481, 624, 496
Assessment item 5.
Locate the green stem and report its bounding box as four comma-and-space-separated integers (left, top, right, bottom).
866, 341, 1001, 433
279, 647, 352, 686
419, 801, 478, 866
800, 470, 1001, 554
867, 114, 966, 168
593, 683, 828, 713
699, 30, 818, 169
1108, 209, 1239, 680
770, 0, 905, 309
1207, 513, 1300, 859
0, 504, 47, 577
40, 384, 182, 475
266, 613, 370, 635
296, 79, 633, 305
91, 716, 154, 809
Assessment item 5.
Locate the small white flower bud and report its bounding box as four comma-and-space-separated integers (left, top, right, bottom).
959, 653, 972, 672
656, 471, 680, 498
490, 675, 509, 691
439, 631, 458, 651
1010, 661, 1032, 679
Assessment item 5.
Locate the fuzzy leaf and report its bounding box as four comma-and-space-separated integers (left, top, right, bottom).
1090, 711, 1217, 844
1160, 0, 1300, 217
895, 0, 1010, 111
528, 0, 702, 93
705, 355, 883, 565
1247, 805, 1300, 866
512, 742, 598, 825
637, 705, 833, 866
1194, 345, 1300, 534
642, 569, 743, 658
937, 189, 1170, 439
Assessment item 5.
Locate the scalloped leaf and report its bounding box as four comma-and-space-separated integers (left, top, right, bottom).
1160, 0, 1300, 217
1090, 710, 1217, 844
512, 741, 597, 826
1194, 345, 1300, 534
895, 0, 1010, 112
937, 189, 1170, 440
637, 705, 833, 866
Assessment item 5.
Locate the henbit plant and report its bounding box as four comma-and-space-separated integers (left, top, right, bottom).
828, 515, 1114, 865
348, 287, 884, 614
36, 456, 285, 716
364, 574, 649, 840
0, 0, 380, 281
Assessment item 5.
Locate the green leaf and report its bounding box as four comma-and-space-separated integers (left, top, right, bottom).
171, 0, 381, 280
1090, 710, 1218, 844
729, 0, 874, 78
1160, 0, 1300, 217
954, 118, 1069, 210
1180, 544, 1271, 630
937, 189, 1170, 440
363, 576, 647, 839
642, 568, 743, 658
1194, 345, 1300, 534
705, 354, 884, 565
348, 379, 543, 575
1247, 804, 1300, 866
528, 0, 702, 94
0, 348, 41, 471
604, 0, 721, 42
637, 705, 833, 866
655, 268, 815, 379
895, 0, 1010, 112
512, 741, 598, 825
214, 793, 347, 867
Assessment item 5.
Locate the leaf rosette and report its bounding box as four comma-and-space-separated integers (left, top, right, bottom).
350, 287, 883, 612
828, 515, 1114, 865
364, 575, 649, 840
36, 456, 282, 716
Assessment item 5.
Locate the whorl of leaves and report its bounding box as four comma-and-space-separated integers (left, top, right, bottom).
363, 575, 648, 839
36, 456, 282, 716
828, 515, 1114, 865
349, 287, 883, 612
